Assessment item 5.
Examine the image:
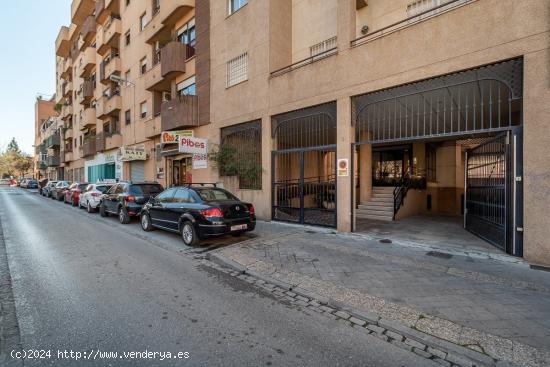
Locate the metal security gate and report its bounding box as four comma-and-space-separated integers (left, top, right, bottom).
272, 147, 336, 227
130, 161, 145, 182
465, 132, 515, 253
271, 103, 338, 227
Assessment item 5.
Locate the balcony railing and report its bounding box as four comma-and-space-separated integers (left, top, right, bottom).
351, 0, 472, 47
78, 46, 96, 78
45, 133, 61, 148
46, 155, 61, 167
270, 47, 338, 78
79, 15, 96, 50
62, 81, 73, 98
161, 95, 199, 131
80, 107, 96, 130
96, 132, 106, 152
143, 0, 194, 44
83, 138, 97, 157
100, 56, 121, 84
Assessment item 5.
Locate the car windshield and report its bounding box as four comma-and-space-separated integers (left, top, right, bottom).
130, 184, 163, 195
96, 185, 111, 193
195, 188, 238, 202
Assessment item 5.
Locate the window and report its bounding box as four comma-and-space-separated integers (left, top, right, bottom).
176, 18, 196, 58
220, 120, 262, 189
152, 0, 160, 14
140, 102, 147, 119
177, 76, 196, 96
156, 188, 176, 203
140, 57, 147, 74
228, 0, 247, 15
139, 13, 147, 31
226, 52, 248, 87
125, 30, 131, 46
125, 109, 131, 125
310, 36, 337, 57
174, 189, 193, 203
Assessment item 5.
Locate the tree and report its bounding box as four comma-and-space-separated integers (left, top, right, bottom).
0, 138, 32, 178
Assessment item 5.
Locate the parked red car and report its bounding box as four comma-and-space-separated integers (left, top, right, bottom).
64, 182, 90, 206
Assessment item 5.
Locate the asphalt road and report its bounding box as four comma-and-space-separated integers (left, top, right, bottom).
0, 186, 438, 367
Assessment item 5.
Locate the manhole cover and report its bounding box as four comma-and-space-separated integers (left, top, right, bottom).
379, 239, 392, 244
426, 251, 453, 259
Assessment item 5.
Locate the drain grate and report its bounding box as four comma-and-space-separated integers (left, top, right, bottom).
426, 251, 453, 259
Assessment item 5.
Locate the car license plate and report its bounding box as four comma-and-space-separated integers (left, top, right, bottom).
231, 224, 247, 231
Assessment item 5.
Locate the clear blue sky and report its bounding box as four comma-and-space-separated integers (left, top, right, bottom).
0, 0, 71, 155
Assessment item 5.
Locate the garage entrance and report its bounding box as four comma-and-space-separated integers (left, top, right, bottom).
272, 103, 337, 227
352, 59, 523, 256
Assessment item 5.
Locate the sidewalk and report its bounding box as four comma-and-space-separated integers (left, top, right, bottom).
212, 221, 550, 367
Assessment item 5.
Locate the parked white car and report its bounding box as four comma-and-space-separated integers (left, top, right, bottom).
79, 183, 114, 213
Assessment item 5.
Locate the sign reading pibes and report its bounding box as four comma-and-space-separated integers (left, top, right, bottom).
179, 136, 208, 155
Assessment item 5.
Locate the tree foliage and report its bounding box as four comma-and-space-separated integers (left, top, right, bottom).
0, 138, 33, 178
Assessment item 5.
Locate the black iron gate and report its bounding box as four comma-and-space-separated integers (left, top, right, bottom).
272, 146, 336, 227
465, 133, 511, 251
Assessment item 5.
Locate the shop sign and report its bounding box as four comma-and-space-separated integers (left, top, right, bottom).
179, 137, 208, 155
120, 145, 147, 161
161, 130, 194, 144
104, 153, 116, 163
192, 154, 208, 169
337, 158, 349, 177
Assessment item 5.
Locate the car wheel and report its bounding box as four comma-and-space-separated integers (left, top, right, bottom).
140, 213, 153, 232
181, 221, 199, 246
99, 203, 108, 217
118, 207, 130, 224
87, 203, 94, 213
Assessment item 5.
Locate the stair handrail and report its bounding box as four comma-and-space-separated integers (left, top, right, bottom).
393, 173, 411, 220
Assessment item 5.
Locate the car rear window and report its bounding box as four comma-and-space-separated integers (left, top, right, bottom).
130, 184, 163, 195
194, 188, 238, 202
96, 185, 112, 193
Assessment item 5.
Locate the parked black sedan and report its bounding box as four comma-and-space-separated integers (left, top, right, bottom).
139, 184, 256, 246
99, 181, 164, 224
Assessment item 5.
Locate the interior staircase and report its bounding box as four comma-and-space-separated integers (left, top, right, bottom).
356, 186, 395, 222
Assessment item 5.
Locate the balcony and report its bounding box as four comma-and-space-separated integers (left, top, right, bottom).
82, 138, 97, 157
96, 0, 120, 24
144, 0, 194, 45
45, 133, 61, 148
56, 26, 70, 58
96, 131, 106, 152
97, 17, 121, 56
100, 56, 121, 84
61, 58, 72, 80
35, 144, 46, 155
46, 155, 61, 167
144, 115, 161, 138
65, 151, 74, 163
81, 80, 95, 105
105, 133, 122, 150
71, 0, 95, 25
80, 107, 96, 131
61, 104, 73, 120
144, 41, 187, 91
78, 16, 96, 51
161, 95, 199, 131
62, 81, 73, 98
78, 46, 96, 78
97, 95, 122, 119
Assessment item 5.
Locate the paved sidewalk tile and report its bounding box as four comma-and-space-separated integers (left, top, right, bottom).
218, 221, 550, 366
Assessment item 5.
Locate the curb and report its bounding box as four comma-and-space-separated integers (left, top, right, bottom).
205, 251, 523, 367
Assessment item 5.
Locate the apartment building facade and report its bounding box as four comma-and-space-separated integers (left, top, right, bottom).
49, 0, 550, 265
33, 97, 62, 180
203, 0, 550, 266
54, 0, 207, 187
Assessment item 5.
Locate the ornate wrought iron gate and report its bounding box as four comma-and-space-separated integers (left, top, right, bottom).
271, 103, 337, 227
272, 147, 336, 227
465, 133, 511, 251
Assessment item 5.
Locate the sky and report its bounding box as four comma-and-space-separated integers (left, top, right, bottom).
0, 0, 71, 155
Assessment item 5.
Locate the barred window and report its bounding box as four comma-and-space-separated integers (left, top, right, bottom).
226, 52, 248, 88
310, 36, 337, 58
220, 120, 262, 190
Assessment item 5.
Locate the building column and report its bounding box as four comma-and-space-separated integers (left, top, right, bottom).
336, 97, 354, 232
358, 143, 372, 203
260, 115, 272, 220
